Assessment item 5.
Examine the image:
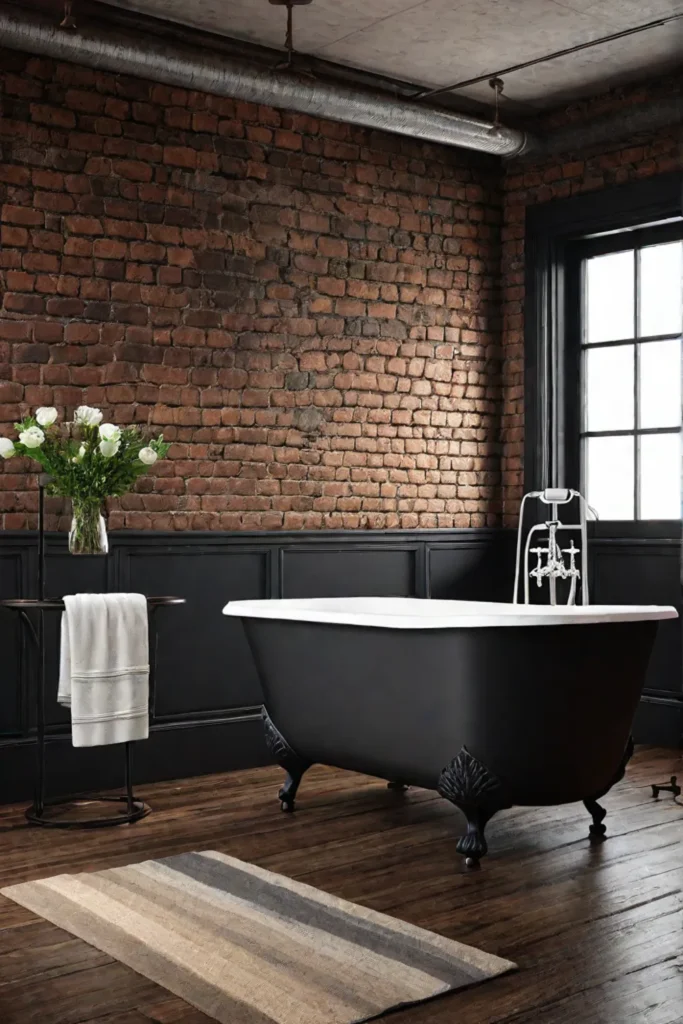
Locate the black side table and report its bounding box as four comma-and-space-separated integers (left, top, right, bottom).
0, 595, 185, 829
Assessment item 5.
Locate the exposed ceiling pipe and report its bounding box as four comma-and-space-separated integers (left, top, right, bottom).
518, 93, 683, 162
0, 7, 530, 158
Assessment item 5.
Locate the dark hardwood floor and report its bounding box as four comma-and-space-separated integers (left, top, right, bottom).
0, 746, 681, 1024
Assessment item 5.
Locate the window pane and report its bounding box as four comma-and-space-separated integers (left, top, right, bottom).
585, 435, 634, 520
639, 241, 683, 338
586, 250, 634, 343
584, 345, 634, 431
639, 338, 681, 429
639, 433, 681, 520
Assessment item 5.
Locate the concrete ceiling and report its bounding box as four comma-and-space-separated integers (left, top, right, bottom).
105, 0, 683, 111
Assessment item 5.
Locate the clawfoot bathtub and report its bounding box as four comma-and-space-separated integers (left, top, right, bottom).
224, 598, 676, 868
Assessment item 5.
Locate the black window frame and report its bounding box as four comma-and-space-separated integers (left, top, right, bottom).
524, 171, 683, 538
566, 221, 683, 522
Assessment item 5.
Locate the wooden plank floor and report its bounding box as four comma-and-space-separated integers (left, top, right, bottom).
0, 746, 681, 1024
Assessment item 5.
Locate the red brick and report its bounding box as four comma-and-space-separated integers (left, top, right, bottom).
163, 146, 197, 168
113, 160, 154, 182
1, 226, 29, 246
93, 239, 127, 260
274, 130, 302, 151
65, 215, 103, 235
2, 205, 43, 226
31, 104, 75, 128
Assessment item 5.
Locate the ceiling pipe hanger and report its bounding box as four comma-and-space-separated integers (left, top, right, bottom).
269, 0, 315, 77
60, 0, 77, 30
413, 11, 683, 102
487, 76, 504, 135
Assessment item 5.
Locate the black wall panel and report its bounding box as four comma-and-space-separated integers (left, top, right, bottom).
0, 549, 24, 737
592, 542, 682, 696
590, 538, 682, 744
428, 535, 515, 602
281, 546, 417, 599
122, 547, 268, 718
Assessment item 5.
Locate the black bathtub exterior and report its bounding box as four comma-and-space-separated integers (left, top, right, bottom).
240, 616, 659, 867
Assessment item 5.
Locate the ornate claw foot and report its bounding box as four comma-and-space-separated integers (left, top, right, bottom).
583, 735, 634, 843
438, 747, 511, 870
455, 809, 492, 869
262, 708, 312, 813
584, 797, 607, 841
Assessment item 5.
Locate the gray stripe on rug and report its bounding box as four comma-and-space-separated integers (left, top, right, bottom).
166, 851, 486, 987
90, 865, 381, 1019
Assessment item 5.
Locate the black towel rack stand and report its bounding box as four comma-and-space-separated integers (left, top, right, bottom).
0, 475, 185, 829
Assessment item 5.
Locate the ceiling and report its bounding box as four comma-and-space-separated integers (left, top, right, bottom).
104, 0, 683, 112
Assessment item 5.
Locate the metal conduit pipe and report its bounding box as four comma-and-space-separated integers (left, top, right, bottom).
0, 7, 531, 159
519, 94, 683, 161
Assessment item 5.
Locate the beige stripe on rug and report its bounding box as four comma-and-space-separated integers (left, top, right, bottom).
2, 850, 515, 1024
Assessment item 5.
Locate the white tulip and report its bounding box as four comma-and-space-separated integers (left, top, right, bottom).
0, 437, 16, 459
35, 406, 58, 428
74, 405, 103, 427
138, 446, 158, 466
19, 426, 45, 449
99, 439, 120, 458
99, 423, 121, 443
72, 444, 87, 464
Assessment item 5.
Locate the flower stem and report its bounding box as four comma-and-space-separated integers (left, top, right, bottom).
69, 499, 106, 556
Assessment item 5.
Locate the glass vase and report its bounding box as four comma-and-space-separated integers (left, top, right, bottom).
68, 499, 108, 556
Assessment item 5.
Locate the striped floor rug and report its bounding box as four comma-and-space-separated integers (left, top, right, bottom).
2, 850, 515, 1024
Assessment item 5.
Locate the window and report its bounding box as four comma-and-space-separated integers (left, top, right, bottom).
580, 234, 682, 521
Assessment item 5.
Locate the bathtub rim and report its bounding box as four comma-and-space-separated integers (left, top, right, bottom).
222, 596, 678, 629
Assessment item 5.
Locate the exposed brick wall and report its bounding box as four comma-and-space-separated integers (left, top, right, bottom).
501, 75, 683, 525
0, 50, 503, 531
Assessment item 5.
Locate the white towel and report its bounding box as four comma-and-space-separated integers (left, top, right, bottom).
58, 593, 150, 748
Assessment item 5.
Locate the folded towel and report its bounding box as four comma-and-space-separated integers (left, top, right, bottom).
58, 593, 150, 748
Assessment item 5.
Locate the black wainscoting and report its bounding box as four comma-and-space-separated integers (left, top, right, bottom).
1, 526, 679, 804
0, 527, 515, 803
589, 531, 683, 748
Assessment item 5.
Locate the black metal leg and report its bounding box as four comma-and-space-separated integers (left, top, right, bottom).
279, 769, 307, 813
34, 476, 48, 817
438, 747, 512, 869
149, 608, 160, 720
651, 776, 681, 800
262, 708, 312, 813
124, 742, 134, 816
34, 607, 46, 819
